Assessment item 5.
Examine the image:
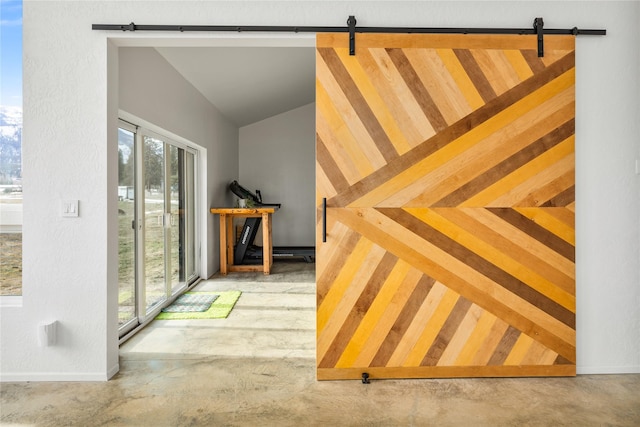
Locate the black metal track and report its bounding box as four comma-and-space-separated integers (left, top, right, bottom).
92, 16, 605, 58
91, 22, 606, 36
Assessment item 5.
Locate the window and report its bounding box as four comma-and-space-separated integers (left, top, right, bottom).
0, 0, 23, 297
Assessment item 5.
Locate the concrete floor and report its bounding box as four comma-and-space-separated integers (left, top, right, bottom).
1, 262, 639, 426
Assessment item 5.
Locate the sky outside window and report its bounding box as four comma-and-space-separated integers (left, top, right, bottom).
1, 0, 23, 108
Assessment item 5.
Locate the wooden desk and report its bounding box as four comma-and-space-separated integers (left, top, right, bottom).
210, 207, 275, 275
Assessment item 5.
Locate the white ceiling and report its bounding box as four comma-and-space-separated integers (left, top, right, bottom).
155, 47, 316, 127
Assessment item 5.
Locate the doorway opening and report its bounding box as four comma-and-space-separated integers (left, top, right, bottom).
112, 37, 317, 357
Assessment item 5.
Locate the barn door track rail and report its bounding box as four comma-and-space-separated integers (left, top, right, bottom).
92, 16, 605, 57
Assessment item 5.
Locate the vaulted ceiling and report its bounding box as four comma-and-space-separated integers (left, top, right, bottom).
155, 47, 316, 127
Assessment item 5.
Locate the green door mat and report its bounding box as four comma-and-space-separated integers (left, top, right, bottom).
155, 291, 242, 320
162, 293, 219, 313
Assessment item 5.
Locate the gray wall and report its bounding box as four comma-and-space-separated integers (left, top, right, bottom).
239, 103, 316, 247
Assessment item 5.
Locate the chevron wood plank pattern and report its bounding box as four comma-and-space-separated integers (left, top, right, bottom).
316, 33, 575, 379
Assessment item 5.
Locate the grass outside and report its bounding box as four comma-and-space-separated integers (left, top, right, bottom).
0, 195, 23, 296
0, 233, 21, 296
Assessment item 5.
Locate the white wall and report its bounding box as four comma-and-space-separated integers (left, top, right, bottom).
118, 47, 239, 278
240, 103, 316, 247
1, 1, 637, 381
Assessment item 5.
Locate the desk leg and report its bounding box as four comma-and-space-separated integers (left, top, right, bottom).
219, 213, 228, 275
226, 215, 234, 269
262, 212, 272, 275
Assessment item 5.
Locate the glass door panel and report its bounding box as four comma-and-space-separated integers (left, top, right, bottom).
118, 128, 136, 328
143, 136, 166, 312
185, 151, 197, 281
168, 145, 183, 295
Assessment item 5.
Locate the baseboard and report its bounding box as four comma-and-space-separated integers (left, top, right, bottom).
107, 363, 120, 379
3, 365, 637, 382
0, 371, 116, 382
577, 365, 640, 375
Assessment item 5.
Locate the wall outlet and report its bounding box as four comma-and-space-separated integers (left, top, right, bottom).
38, 321, 57, 347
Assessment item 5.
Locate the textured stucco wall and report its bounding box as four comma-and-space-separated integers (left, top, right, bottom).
1, 1, 637, 381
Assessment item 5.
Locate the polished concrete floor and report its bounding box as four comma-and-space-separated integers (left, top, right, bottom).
2, 261, 639, 426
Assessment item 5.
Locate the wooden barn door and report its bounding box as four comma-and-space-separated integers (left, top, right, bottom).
316, 33, 576, 380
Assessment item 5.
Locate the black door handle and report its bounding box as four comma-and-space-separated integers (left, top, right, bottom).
322, 198, 327, 243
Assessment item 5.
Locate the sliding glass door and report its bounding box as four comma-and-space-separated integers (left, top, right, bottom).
169, 146, 198, 294
142, 135, 166, 311
118, 123, 199, 336
118, 126, 137, 328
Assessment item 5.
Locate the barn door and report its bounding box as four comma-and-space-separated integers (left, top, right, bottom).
316, 33, 576, 380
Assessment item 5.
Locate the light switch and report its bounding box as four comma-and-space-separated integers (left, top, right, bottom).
61, 200, 79, 217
